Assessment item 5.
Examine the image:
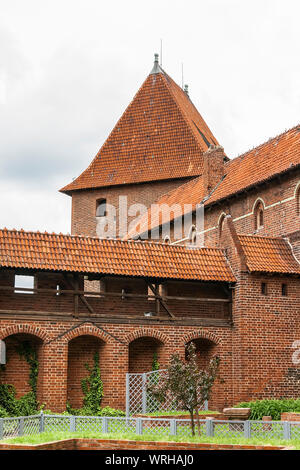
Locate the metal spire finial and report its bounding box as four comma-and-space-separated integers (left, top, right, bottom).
150, 53, 161, 75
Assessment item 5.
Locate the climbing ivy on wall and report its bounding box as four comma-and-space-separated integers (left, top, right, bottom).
152, 352, 160, 371
81, 351, 103, 414
16, 341, 39, 403
147, 352, 160, 412
0, 340, 39, 416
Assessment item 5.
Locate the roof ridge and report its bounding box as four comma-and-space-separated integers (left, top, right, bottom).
161, 72, 210, 153
229, 123, 300, 164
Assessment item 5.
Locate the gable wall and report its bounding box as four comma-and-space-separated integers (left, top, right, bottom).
71, 178, 192, 238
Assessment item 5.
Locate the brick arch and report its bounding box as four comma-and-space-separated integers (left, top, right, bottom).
183, 330, 221, 346
252, 197, 266, 213
0, 324, 49, 342
125, 328, 168, 345
63, 324, 111, 344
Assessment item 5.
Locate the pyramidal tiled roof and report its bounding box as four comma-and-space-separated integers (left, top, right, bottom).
0, 228, 235, 282
60, 56, 220, 193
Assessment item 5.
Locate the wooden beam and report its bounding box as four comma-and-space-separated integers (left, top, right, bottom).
0, 309, 232, 327
74, 274, 79, 318
63, 274, 95, 315
0, 285, 231, 302
147, 281, 176, 319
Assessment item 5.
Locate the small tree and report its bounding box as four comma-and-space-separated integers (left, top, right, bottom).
147, 342, 220, 435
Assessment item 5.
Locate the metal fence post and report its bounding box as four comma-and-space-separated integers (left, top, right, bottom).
136, 418, 143, 435
170, 419, 177, 436
126, 373, 130, 417
0, 418, 3, 440
205, 418, 214, 437
19, 417, 24, 436
39, 411, 44, 434
142, 374, 147, 414
204, 400, 208, 411
102, 417, 108, 433
244, 420, 251, 438
70, 415, 76, 432
283, 421, 291, 440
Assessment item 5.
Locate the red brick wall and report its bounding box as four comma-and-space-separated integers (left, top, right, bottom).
0, 318, 233, 412
129, 337, 164, 373
203, 170, 300, 248
281, 413, 300, 422
0, 334, 43, 401
0, 438, 286, 451
67, 335, 108, 409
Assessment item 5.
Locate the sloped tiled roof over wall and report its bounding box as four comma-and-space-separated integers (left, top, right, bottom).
124, 175, 205, 239
60, 61, 220, 193
0, 229, 235, 282
208, 125, 300, 205
238, 234, 300, 275
125, 125, 300, 238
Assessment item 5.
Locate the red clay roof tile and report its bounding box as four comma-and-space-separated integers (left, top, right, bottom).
0, 229, 235, 282
238, 234, 300, 274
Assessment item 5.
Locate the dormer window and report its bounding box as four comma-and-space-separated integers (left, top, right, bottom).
96, 199, 107, 217
254, 201, 264, 230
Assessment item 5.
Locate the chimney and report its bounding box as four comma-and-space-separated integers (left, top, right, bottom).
203, 145, 225, 195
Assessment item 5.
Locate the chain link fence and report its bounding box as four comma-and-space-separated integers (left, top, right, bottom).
1, 413, 300, 441
126, 369, 208, 416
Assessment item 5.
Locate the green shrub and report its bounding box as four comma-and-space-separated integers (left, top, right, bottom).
0, 384, 38, 417
16, 391, 39, 416
0, 406, 9, 418
0, 384, 19, 416
66, 403, 125, 417
235, 399, 300, 420
97, 406, 126, 417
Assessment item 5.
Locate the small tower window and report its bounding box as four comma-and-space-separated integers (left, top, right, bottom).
261, 282, 267, 295
96, 199, 107, 217
281, 283, 288, 296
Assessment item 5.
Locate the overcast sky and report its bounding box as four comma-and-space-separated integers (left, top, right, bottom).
1, 0, 300, 234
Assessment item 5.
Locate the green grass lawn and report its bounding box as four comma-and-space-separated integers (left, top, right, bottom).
1, 430, 297, 448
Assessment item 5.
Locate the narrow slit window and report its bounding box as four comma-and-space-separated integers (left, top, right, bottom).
297, 188, 300, 216
254, 201, 264, 231
14, 275, 35, 294
261, 282, 267, 295
281, 283, 288, 297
